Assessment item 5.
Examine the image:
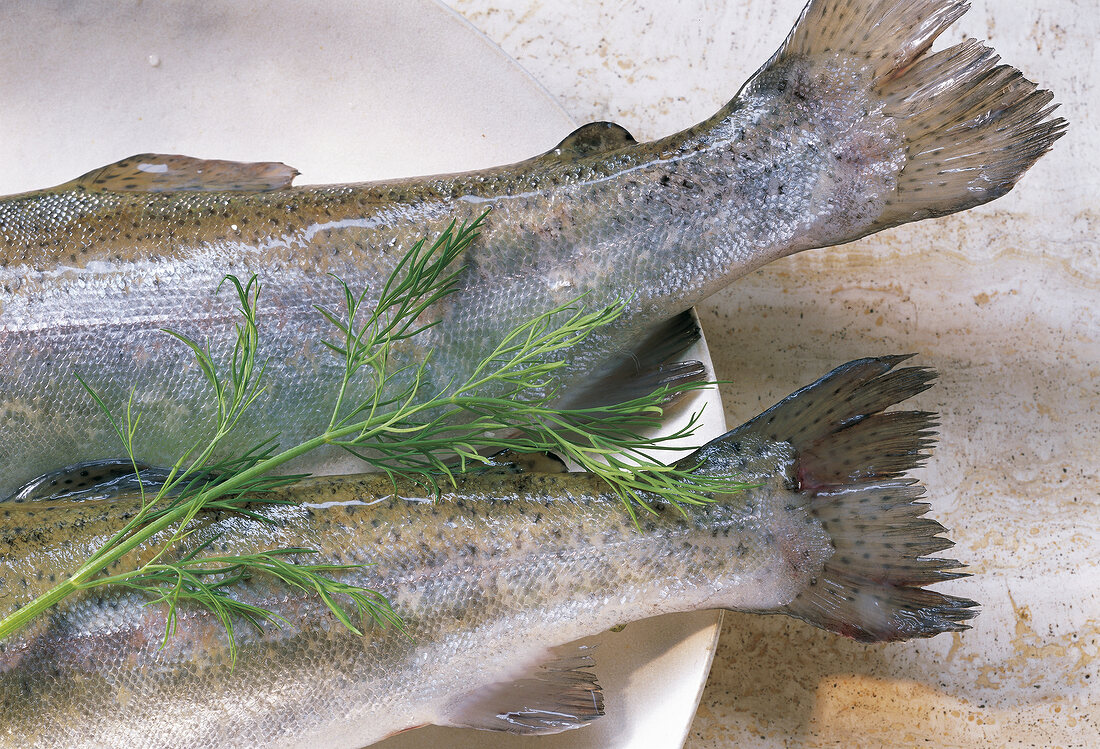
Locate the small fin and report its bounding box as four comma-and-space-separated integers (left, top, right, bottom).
559, 310, 705, 411
547, 121, 637, 161
441, 644, 604, 735
56, 153, 298, 193
476, 449, 569, 474
3, 459, 173, 503
687, 356, 977, 641
762, 0, 1064, 230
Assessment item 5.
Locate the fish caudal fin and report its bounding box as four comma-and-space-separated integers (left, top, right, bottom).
767, 0, 1065, 232
784, 479, 975, 641
724, 356, 976, 641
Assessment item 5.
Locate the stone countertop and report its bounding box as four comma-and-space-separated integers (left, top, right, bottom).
442, 1, 1099, 746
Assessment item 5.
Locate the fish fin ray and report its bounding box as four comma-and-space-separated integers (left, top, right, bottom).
57, 154, 299, 193
439, 644, 604, 734
686, 356, 976, 641
874, 37, 1066, 227
557, 310, 706, 411
782, 480, 978, 642
3, 459, 173, 503
545, 121, 637, 162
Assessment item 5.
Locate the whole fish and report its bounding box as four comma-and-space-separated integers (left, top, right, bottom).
0, 0, 1064, 498
0, 356, 975, 748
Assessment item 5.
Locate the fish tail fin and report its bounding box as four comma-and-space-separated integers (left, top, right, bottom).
707, 355, 977, 641
758, 0, 1065, 233
874, 37, 1066, 228
784, 478, 977, 641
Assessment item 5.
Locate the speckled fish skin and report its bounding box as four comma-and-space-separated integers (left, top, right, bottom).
0, 0, 1065, 497
0, 357, 975, 748
0, 474, 816, 748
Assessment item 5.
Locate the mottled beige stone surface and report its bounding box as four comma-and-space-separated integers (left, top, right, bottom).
443, 1, 1099, 746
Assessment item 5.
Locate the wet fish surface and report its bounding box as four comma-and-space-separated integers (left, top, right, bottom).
0, 0, 1065, 497
0, 356, 976, 748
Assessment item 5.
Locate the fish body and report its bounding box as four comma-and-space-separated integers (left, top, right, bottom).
0, 356, 975, 747
0, 0, 1065, 497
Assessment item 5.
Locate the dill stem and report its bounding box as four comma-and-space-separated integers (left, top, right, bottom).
0, 580, 75, 640
0, 409, 421, 641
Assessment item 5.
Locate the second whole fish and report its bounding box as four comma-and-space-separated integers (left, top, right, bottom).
0, 356, 976, 747
0, 0, 1065, 496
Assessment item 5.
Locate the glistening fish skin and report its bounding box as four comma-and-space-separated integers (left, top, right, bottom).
0, 357, 976, 748
0, 0, 1065, 497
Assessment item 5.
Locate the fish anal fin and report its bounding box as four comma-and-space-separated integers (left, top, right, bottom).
547, 121, 637, 161
559, 309, 705, 411
440, 644, 604, 735
3, 459, 172, 503
57, 153, 298, 193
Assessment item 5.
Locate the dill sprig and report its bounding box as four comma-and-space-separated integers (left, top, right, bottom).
0, 212, 747, 652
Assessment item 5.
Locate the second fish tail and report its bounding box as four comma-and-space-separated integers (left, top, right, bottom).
687, 355, 978, 641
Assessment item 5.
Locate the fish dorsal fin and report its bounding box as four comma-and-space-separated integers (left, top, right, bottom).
440, 644, 604, 734
3, 459, 173, 503
57, 153, 298, 193
547, 121, 637, 161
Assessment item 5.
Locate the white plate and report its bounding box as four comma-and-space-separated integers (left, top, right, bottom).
0, 2, 724, 747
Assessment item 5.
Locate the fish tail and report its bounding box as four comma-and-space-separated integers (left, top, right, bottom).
709, 356, 977, 641
763, 0, 1066, 232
